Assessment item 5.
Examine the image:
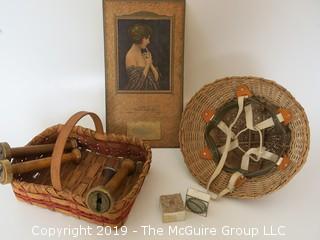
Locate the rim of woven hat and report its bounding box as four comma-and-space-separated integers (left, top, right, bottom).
179, 76, 310, 199
11, 124, 152, 218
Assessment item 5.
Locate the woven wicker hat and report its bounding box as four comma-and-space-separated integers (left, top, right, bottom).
179, 76, 309, 199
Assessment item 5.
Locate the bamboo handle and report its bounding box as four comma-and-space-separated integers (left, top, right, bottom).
0, 139, 77, 160
51, 111, 105, 191
0, 149, 81, 185
86, 159, 135, 213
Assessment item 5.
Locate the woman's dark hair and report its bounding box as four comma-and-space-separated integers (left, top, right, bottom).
128, 24, 152, 44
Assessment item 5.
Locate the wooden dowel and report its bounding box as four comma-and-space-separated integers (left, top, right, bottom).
0, 149, 81, 185
104, 159, 135, 195
101, 156, 121, 185
0, 139, 77, 160
119, 161, 143, 199
11, 149, 81, 174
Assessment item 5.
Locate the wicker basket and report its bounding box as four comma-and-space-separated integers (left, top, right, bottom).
10, 111, 151, 226
179, 77, 309, 199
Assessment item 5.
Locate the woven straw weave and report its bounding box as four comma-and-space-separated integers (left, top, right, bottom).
179, 76, 309, 199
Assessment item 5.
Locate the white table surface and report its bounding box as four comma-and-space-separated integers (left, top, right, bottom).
0, 146, 319, 240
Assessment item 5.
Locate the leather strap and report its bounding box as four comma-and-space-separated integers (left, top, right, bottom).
216, 171, 245, 199
50, 111, 105, 191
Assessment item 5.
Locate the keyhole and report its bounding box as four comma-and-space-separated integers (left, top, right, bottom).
96, 193, 102, 212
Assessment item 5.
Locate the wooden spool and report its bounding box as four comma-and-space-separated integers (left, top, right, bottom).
0, 149, 81, 185
0, 139, 77, 160
86, 158, 136, 213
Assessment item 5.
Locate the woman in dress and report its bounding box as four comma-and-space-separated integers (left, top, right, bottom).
125, 24, 160, 90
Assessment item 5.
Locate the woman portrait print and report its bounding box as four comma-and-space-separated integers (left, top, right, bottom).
125, 24, 160, 90
117, 18, 171, 91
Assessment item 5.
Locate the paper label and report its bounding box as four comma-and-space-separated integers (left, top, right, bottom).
127, 121, 161, 140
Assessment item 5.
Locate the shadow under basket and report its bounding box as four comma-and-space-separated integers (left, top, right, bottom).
10, 112, 152, 227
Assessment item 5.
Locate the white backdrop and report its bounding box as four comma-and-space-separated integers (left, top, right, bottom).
0, 0, 319, 239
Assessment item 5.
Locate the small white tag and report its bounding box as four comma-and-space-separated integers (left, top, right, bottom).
187, 188, 210, 202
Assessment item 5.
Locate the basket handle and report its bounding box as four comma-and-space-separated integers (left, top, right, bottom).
50, 111, 105, 191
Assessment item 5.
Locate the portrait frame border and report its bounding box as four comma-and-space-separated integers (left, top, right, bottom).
103, 0, 185, 147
